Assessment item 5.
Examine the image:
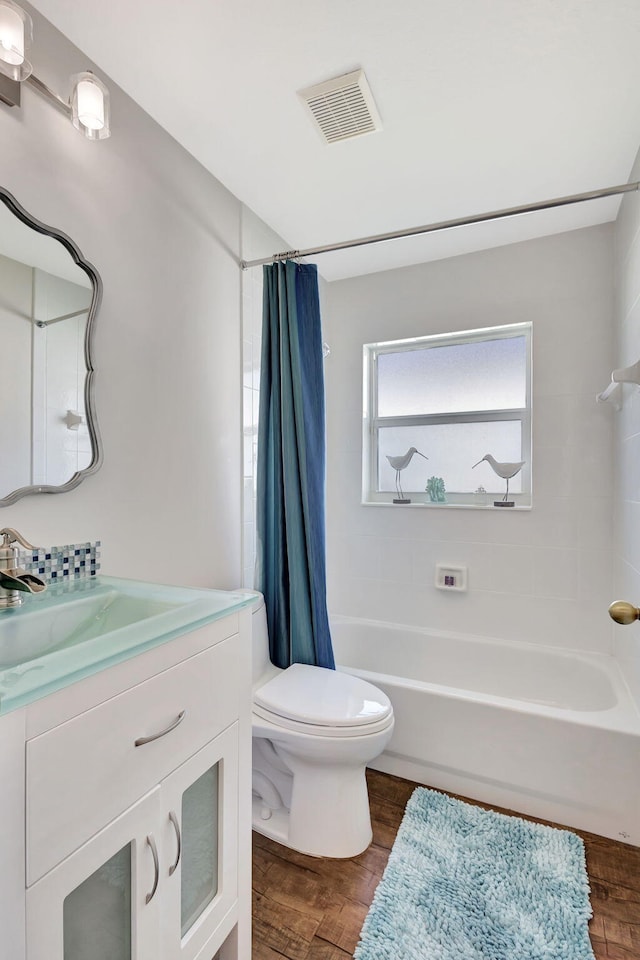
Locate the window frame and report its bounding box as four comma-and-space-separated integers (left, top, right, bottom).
362, 322, 532, 508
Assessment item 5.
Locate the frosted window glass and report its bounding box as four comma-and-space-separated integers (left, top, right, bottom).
181, 763, 219, 937
378, 336, 526, 416
378, 421, 522, 493
63, 843, 131, 960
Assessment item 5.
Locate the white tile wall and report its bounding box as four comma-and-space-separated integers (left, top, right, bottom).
324, 225, 615, 654
613, 146, 640, 708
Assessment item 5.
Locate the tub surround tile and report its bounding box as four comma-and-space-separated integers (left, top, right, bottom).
619, 294, 640, 361
378, 538, 414, 584
532, 547, 579, 600
619, 500, 640, 574
527, 498, 579, 550
478, 544, 534, 596
577, 498, 614, 554
333, 535, 381, 581
578, 548, 614, 612
323, 227, 614, 657
532, 445, 574, 499
411, 540, 488, 588
533, 394, 574, 447
618, 431, 640, 504
613, 561, 640, 709
328, 572, 610, 654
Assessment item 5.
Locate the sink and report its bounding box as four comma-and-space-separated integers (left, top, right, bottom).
0, 576, 255, 714
0, 590, 179, 669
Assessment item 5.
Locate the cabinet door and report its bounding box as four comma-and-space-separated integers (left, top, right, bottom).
27, 789, 161, 960
161, 723, 239, 960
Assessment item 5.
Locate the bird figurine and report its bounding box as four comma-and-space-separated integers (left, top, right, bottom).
386, 447, 428, 503
472, 454, 524, 507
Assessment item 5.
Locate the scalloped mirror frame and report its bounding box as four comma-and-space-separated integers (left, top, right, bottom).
0, 186, 103, 506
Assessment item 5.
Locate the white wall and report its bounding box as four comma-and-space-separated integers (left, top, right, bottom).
239, 208, 288, 589
613, 148, 640, 704
324, 225, 615, 654
0, 5, 246, 588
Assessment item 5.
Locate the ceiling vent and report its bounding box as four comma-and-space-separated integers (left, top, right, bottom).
298, 69, 382, 145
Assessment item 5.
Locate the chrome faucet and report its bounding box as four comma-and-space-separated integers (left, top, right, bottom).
0, 528, 47, 610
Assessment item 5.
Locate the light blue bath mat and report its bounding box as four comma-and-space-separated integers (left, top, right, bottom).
354, 788, 595, 960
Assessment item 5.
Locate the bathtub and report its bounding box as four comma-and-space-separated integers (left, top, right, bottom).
331, 615, 640, 845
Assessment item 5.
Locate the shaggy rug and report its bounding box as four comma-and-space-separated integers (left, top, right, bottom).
354, 788, 595, 960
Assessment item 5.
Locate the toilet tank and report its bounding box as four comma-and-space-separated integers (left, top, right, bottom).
246, 591, 273, 685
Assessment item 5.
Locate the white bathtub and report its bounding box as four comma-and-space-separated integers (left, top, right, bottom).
331, 615, 640, 845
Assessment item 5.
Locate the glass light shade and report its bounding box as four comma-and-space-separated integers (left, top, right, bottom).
0, 0, 32, 81
71, 72, 111, 140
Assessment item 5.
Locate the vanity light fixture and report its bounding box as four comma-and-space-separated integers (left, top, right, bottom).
0, 0, 111, 139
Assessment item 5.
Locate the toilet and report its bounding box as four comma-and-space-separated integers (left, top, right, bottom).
250, 593, 394, 858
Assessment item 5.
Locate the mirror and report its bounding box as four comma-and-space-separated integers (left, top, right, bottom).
0, 187, 102, 506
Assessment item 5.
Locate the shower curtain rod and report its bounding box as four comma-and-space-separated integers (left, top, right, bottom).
239, 181, 640, 269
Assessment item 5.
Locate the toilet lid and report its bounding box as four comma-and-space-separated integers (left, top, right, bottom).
254, 663, 392, 728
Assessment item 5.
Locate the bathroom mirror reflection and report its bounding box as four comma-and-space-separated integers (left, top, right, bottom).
0, 188, 102, 506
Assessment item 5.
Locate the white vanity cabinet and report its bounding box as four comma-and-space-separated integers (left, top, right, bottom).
0, 604, 252, 960
27, 725, 239, 960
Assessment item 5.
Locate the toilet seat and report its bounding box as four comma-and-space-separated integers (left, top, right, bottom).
253, 704, 395, 738
253, 663, 393, 738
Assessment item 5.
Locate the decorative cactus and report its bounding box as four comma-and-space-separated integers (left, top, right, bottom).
426, 476, 446, 502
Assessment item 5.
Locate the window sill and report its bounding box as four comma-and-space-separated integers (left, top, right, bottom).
361, 498, 532, 510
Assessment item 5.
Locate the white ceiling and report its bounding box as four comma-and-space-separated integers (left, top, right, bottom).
30, 0, 640, 280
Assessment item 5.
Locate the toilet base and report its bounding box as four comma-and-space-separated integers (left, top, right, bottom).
251, 784, 373, 859
251, 745, 376, 858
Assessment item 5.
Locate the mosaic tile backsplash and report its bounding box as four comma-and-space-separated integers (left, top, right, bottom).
19, 541, 101, 585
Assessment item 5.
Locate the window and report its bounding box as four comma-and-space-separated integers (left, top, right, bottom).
363, 323, 532, 507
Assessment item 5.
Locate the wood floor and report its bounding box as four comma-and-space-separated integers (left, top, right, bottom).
252, 769, 640, 959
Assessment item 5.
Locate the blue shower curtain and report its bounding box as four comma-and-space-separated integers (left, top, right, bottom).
256, 260, 335, 670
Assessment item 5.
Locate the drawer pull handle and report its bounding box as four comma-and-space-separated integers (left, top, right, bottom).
145, 834, 159, 904
168, 811, 181, 876
135, 710, 186, 747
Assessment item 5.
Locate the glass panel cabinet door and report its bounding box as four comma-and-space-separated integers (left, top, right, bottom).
27, 789, 161, 960
181, 763, 219, 935
63, 843, 132, 960
161, 723, 239, 960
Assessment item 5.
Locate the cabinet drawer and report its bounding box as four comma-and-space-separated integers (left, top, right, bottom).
26, 635, 240, 885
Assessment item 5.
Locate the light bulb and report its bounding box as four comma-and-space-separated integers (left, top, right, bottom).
76, 78, 104, 130
0, 0, 32, 80
70, 72, 111, 140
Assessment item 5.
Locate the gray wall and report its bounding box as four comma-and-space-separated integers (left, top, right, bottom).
0, 5, 245, 588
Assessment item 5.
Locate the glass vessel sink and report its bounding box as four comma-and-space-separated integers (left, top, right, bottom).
0, 576, 254, 714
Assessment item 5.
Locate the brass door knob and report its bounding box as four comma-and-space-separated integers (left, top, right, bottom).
608, 601, 640, 624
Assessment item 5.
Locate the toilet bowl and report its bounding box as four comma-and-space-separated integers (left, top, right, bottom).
250, 594, 394, 858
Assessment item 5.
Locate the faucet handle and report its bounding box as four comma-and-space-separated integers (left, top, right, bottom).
0, 528, 37, 551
